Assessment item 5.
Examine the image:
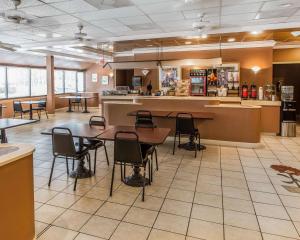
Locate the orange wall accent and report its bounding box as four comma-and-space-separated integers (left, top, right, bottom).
273, 48, 300, 63
115, 47, 273, 89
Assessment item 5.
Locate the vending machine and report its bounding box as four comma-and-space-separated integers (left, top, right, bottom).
190, 69, 207, 96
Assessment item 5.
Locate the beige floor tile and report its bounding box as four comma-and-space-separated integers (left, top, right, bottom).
43, 179, 71, 191
81, 216, 119, 239
85, 187, 110, 200
262, 233, 299, 240
153, 212, 189, 235
188, 218, 223, 240
53, 209, 91, 231
108, 190, 139, 206
96, 202, 130, 220
133, 195, 164, 211
35, 204, 65, 224
35, 221, 49, 236
225, 225, 262, 240
223, 186, 251, 200
281, 195, 300, 209
148, 229, 185, 240
74, 233, 105, 240
250, 191, 282, 206
286, 207, 300, 222
191, 204, 223, 224
38, 226, 78, 240
248, 182, 276, 193
166, 188, 194, 202
196, 182, 222, 195
47, 192, 80, 208
254, 202, 289, 220
124, 207, 158, 227
193, 192, 222, 208
63, 184, 93, 196
110, 222, 151, 240
224, 209, 259, 231
71, 197, 104, 214
34, 189, 58, 203
35, 202, 44, 210
223, 197, 255, 214
258, 216, 299, 238
161, 199, 192, 217
145, 186, 169, 198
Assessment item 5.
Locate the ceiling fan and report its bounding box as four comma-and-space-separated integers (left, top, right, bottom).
192, 13, 210, 33
0, 0, 33, 24
0, 41, 20, 51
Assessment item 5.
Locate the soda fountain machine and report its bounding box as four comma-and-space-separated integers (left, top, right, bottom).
190, 69, 207, 96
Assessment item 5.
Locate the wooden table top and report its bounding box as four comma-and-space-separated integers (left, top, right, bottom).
99, 126, 171, 145
41, 123, 106, 138
0, 118, 37, 130
20, 100, 45, 105
127, 110, 172, 118
59, 96, 93, 99
167, 111, 215, 119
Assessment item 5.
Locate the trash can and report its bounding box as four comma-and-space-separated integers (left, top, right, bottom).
281, 121, 296, 137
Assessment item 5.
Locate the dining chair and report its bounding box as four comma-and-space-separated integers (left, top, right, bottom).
33, 98, 48, 119
49, 127, 90, 191
83, 116, 109, 174
13, 101, 30, 119
111, 131, 152, 201
173, 113, 200, 158
72, 96, 83, 111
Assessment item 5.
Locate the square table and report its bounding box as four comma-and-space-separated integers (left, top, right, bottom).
20, 100, 46, 120
0, 118, 37, 143
41, 123, 107, 179
99, 125, 171, 186
127, 110, 172, 118
59, 96, 94, 113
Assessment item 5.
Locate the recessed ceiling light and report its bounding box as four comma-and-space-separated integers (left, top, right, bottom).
147, 44, 153, 47
281, 3, 292, 7
227, 38, 235, 42
201, 34, 208, 39
52, 33, 62, 38
36, 33, 47, 38
185, 41, 192, 44
250, 30, 263, 35
291, 31, 300, 37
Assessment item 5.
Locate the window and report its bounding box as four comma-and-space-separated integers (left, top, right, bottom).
64, 71, 77, 93
77, 72, 84, 92
0, 67, 6, 99
55, 70, 64, 94
7, 67, 30, 98
31, 69, 47, 96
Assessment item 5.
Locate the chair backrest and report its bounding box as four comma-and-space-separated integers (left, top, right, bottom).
89, 116, 106, 128
73, 96, 82, 103
13, 101, 22, 112
175, 113, 196, 135
52, 127, 76, 157
135, 110, 154, 128
38, 98, 47, 108
114, 131, 143, 164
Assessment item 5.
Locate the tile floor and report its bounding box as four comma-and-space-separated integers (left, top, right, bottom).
7, 109, 300, 240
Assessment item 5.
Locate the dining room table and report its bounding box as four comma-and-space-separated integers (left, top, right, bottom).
41, 122, 107, 179
99, 125, 171, 187
0, 118, 37, 143
20, 100, 46, 120
59, 96, 94, 113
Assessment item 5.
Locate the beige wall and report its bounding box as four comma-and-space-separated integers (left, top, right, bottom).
85, 63, 115, 93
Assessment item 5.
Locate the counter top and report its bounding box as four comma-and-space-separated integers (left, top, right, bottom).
0, 144, 35, 167
205, 104, 261, 109
242, 100, 281, 106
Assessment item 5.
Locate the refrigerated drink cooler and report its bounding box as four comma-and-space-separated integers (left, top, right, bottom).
190, 69, 206, 96
281, 86, 296, 137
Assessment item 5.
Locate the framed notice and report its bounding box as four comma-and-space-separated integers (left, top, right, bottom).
92, 73, 98, 82
101, 75, 109, 85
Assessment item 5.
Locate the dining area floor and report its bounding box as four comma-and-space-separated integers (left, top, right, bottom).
7, 109, 300, 240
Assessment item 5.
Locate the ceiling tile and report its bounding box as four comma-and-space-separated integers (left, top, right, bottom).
150, 12, 185, 22
118, 15, 152, 25
50, 0, 98, 14
74, 6, 144, 21
21, 4, 64, 17
31, 15, 79, 27
256, 8, 298, 19
261, 0, 300, 11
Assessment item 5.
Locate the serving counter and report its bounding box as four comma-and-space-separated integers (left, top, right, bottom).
103, 96, 281, 144
0, 144, 35, 240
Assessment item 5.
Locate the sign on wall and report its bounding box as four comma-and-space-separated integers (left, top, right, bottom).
92, 73, 98, 82
101, 75, 109, 85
